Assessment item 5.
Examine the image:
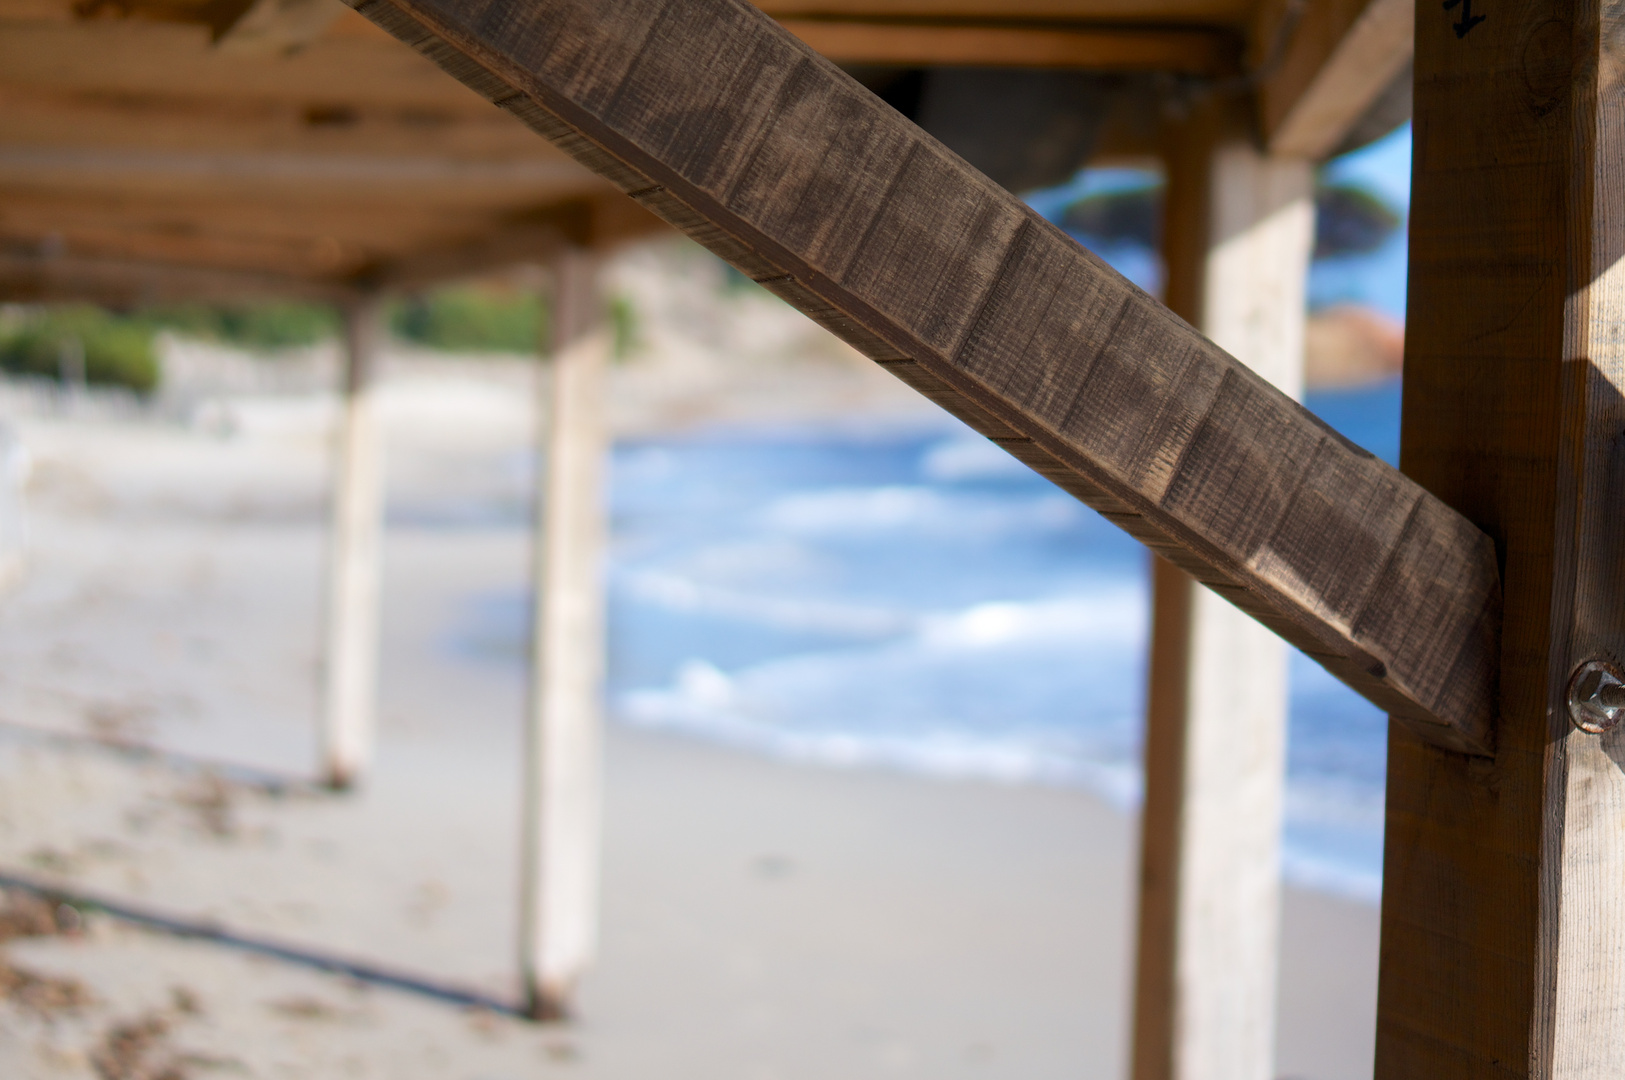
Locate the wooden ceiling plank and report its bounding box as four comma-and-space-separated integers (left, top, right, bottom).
367, 210, 581, 290
777, 20, 1238, 74
0, 85, 567, 159
751, 0, 1254, 25
0, 188, 498, 235
1256, 0, 1413, 158
3, 226, 367, 276
0, 145, 593, 192
366, 194, 667, 289
346, 0, 1500, 752
0, 250, 353, 304
215, 0, 349, 53
0, 19, 502, 109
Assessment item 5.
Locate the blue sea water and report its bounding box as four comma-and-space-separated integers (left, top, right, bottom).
449, 128, 1417, 906
448, 380, 1403, 905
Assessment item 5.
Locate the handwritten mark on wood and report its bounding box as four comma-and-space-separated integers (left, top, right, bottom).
1442, 0, 1485, 37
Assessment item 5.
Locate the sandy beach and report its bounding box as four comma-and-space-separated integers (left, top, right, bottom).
0, 727, 1377, 1080
0, 275, 1380, 1078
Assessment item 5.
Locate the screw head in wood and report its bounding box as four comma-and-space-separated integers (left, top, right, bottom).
1567, 660, 1625, 734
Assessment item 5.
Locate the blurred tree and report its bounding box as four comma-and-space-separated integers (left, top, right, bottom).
1312, 183, 1402, 259
1055, 179, 1401, 262
1061, 185, 1161, 248
141, 302, 340, 349
390, 287, 545, 354
0, 306, 159, 393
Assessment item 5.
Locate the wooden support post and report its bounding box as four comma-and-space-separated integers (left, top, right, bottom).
520, 246, 608, 1021
1376, 0, 1625, 1070
1132, 102, 1313, 1080
321, 294, 386, 790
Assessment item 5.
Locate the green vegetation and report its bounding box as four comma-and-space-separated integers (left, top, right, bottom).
141, 302, 340, 349
0, 284, 641, 397
390, 287, 545, 354
1061, 185, 1162, 248
0, 306, 160, 394
608, 294, 640, 360
391, 286, 641, 361
1054, 177, 1403, 262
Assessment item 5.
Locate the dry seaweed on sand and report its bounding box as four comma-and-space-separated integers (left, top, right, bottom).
0, 959, 93, 1015
90, 1012, 189, 1080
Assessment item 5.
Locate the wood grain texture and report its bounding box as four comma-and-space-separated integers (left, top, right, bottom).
214, 0, 349, 54
748, 0, 1257, 24
0, 250, 356, 304
776, 19, 1238, 74
1374, 0, 1625, 1072
1132, 103, 1309, 1080
0, 10, 637, 293
341, 0, 1502, 753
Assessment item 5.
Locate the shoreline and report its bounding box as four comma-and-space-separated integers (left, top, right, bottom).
0, 342, 1381, 1077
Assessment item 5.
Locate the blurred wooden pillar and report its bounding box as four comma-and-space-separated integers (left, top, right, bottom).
1130, 99, 1313, 1080
321, 293, 386, 790
520, 246, 609, 1020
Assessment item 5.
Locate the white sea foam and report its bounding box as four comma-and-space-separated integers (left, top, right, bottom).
619, 588, 1149, 808
612, 581, 1398, 907
918, 592, 1144, 648
515, 414, 1401, 909
919, 437, 1033, 482
621, 677, 1145, 808
616, 567, 915, 638
1280, 851, 1383, 906
759, 485, 1083, 538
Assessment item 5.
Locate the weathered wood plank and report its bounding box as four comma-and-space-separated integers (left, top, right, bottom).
1375, 0, 1625, 1072
362, 196, 665, 289
342, 0, 1502, 753
1132, 100, 1310, 1080
776, 19, 1237, 75
0, 250, 355, 305
215, 0, 348, 53
1256, 0, 1414, 158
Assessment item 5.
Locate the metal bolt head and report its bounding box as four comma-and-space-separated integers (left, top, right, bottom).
1567, 660, 1625, 734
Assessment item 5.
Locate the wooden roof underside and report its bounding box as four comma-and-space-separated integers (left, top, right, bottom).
0, 0, 1413, 303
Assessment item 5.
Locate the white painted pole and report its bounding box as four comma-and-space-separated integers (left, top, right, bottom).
321, 294, 386, 790
1130, 107, 1314, 1080
520, 247, 609, 1020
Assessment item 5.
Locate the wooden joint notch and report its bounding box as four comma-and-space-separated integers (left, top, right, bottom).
341, 0, 1502, 755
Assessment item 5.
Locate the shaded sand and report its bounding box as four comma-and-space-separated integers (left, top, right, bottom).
0, 328, 1376, 1077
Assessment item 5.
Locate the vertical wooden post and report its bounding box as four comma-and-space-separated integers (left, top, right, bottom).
321, 293, 386, 790
520, 246, 609, 1020
1131, 99, 1314, 1080
1377, 0, 1625, 1074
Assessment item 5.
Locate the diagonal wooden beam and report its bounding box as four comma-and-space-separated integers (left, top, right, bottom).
340, 0, 1502, 756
